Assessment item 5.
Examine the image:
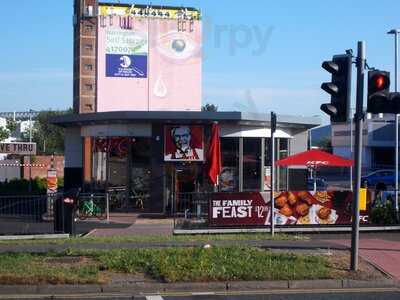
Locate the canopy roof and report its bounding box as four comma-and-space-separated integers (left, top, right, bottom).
276, 149, 353, 168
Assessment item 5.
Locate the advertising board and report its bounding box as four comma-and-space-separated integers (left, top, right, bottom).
209, 192, 271, 226
97, 4, 202, 112
208, 190, 390, 227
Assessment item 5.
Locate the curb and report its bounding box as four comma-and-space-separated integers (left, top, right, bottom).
174, 226, 400, 234
0, 234, 69, 241
0, 279, 398, 296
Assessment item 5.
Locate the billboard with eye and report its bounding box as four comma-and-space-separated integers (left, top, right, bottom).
97, 5, 202, 112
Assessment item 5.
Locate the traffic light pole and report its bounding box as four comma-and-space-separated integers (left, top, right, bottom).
270, 111, 276, 237
351, 41, 365, 271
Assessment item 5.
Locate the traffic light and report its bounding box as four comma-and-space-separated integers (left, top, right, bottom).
271, 111, 277, 133
367, 70, 391, 113
320, 54, 352, 123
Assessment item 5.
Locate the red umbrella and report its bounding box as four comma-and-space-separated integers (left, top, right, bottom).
206, 122, 222, 186
276, 149, 353, 192
276, 149, 353, 167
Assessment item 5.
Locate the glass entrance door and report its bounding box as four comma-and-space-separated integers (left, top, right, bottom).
166, 163, 202, 214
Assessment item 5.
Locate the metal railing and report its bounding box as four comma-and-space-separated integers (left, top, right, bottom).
0, 194, 52, 221
173, 192, 211, 230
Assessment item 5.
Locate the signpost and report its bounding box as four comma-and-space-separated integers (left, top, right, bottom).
0, 142, 36, 155
351, 41, 365, 271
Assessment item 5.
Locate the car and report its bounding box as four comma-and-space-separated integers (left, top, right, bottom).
307, 177, 328, 191
361, 169, 396, 188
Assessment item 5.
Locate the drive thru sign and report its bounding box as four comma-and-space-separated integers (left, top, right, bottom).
0, 142, 36, 155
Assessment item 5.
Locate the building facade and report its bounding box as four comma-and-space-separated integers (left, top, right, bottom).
54, 111, 319, 214
332, 114, 398, 173
54, 1, 321, 214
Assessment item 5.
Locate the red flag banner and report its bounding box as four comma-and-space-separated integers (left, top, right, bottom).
207, 123, 221, 185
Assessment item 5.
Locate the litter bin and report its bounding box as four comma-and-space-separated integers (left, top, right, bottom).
53, 188, 80, 235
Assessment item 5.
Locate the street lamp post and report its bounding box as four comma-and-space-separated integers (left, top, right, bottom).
388, 29, 399, 216
28, 112, 32, 192
350, 108, 353, 191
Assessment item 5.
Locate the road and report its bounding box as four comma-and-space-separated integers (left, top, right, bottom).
5, 288, 400, 300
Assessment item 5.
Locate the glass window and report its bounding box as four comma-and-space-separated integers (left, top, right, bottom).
278, 138, 289, 191
264, 138, 289, 191
219, 138, 239, 192
107, 137, 129, 188
243, 138, 261, 191
130, 138, 152, 209
92, 137, 107, 190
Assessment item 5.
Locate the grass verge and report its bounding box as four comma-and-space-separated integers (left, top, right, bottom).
87, 247, 329, 282
0, 246, 329, 284
0, 253, 100, 284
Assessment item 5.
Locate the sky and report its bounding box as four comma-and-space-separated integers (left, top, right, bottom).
0, 0, 399, 124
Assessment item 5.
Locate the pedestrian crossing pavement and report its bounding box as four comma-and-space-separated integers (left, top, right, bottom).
328, 238, 400, 279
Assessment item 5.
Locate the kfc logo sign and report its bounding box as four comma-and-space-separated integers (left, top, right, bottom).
306, 160, 329, 166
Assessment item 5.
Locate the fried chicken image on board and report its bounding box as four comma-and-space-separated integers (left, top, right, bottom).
318, 207, 331, 220
275, 195, 288, 208
280, 204, 293, 217
295, 203, 310, 216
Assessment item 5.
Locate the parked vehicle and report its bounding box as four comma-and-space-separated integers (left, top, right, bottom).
361, 169, 396, 188
307, 177, 328, 191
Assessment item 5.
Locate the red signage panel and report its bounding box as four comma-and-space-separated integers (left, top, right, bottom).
209, 192, 271, 226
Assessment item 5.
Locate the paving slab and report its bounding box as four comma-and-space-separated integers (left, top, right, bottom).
328, 238, 400, 280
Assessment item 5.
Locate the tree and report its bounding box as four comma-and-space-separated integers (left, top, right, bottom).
201, 103, 218, 112
0, 126, 8, 142
315, 137, 332, 153
22, 109, 72, 155
0, 119, 18, 142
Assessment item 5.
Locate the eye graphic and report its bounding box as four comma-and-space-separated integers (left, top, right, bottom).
156, 31, 200, 62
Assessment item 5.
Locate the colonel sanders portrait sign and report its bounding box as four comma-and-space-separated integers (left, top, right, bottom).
164, 125, 204, 161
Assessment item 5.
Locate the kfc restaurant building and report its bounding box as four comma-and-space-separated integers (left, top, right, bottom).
53, 111, 320, 214
56, 1, 320, 215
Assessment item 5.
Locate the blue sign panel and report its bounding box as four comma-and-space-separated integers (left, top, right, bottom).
106, 54, 147, 78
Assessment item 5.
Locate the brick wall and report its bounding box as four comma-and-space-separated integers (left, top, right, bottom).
23, 156, 65, 179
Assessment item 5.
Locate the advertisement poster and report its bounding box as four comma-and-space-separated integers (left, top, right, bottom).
97, 4, 202, 112
164, 125, 204, 161
148, 18, 202, 111
218, 167, 238, 192
105, 28, 148, 78
209, 190, 397, 227
273, 191, 371, 225
209, 192, 271, 226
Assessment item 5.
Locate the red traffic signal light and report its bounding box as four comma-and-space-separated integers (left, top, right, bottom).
367, 70, 391, 114
370, 72, 390, 91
